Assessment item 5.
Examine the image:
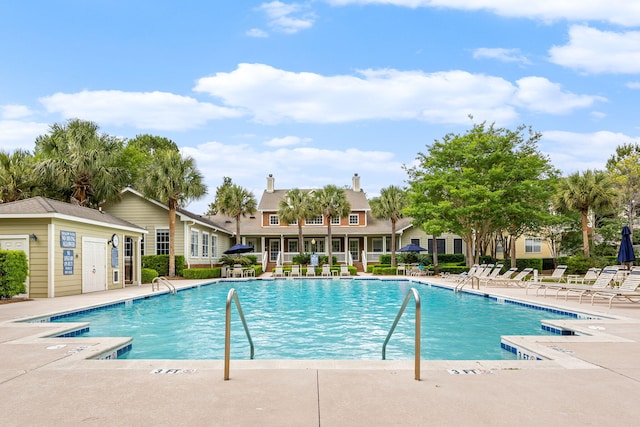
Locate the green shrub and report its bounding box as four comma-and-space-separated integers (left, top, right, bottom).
437, 254, 465, 263
141, 255, 185, 277
141, 268, 158, 284
373, 266, 403, 275
183, 267, 221, 279
439, 265, 469, 274
0, 250, 28, 298
379, 254, 391, 264
292, 253, 311, 265
515, 258, 543, 272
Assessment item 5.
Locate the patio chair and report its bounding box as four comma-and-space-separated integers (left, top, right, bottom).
567, 267, 601, 285
290, 264, 301, 278
339, 264, 350, 276
548, 266, 620, 301
397, 263, 406, 275
232, 264, 244, 278
481, 266, 517, 287
273, 266, 285, 278
321, 264, 332, 277
306, 265, 316, 277
589, 268, 640, 308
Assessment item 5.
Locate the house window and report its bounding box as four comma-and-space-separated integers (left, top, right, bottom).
525, 238, 542, 253
427, 238, 446, 254
288, 240, 298, 253
140, 235, 145, 255
288, 219, 298, 225
332, 239, 341, 253
269, 215, 279, 225
306, 216, 323, 225
372, 238, 383, 252
331, 217, 340, 225
191, 231, 199, 257
202, 233, 209, 258
411, 238, 420, 246
156, 229, 169, 255
349, 214, 359, 225
454, 238, 463, 254
211, 235, 218, 258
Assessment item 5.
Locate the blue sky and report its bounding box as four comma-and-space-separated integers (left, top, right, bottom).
1, 0, 639, 213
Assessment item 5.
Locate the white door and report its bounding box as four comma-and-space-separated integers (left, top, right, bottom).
83, 239, 107, 293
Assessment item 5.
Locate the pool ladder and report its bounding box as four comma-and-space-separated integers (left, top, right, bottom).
224, 288, 255, 380
151, 276, 176, 294
382, 287, 421, 381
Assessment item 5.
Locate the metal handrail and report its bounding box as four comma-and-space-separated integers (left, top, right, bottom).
224, 288, 255, 380
151, 276, 176, 294
382, 287, 421, 380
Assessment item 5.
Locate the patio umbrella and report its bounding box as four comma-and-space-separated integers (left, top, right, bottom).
398, 243, 427, 253
617, 225, 636, 266
224, 244, 254, 255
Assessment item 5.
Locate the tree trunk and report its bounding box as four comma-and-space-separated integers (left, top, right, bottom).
432, 235, 439, 275
326, 217, 333, 266
509, 238, 517, 268
168, 202, 176, 277
390, 220, 397, 267
235, 215, 241, 245
298, 223, 304, 255
581, 209, 590, 258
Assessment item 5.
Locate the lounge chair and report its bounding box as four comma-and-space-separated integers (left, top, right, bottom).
273, 266, 285, 278
481, 266, 517, 287
484, 267, 533, 288
232, 264, 244, 278
290, 264, 301, 278
321, 264, 332, 277
306, 265, 316, 276
589, 268, 640, 308
339, 264, 350, 276
536, 267, 601, 295
539, 265, 568, 282
454, 264, 486, 291
477, 264, 504, 286
547, 266, 620, 301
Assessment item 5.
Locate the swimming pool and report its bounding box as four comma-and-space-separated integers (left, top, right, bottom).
52, 278, 578, 360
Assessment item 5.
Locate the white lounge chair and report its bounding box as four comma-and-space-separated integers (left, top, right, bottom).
290, 264, 301, 278
484, 267, 533, 288
321, 264, 332, 277
273, 266, 285, 278
482, 266, 517, 287
339, 264, 350, 276
306, 265, 316, 276
589, 268, 640, 308
539, 265, 568, 282
550, 266, 620, 301
477, 264, 504, 286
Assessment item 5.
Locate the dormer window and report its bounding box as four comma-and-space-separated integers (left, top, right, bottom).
331, 217, 340, 225
349, 214, 359, 225
269, 214, 279, 225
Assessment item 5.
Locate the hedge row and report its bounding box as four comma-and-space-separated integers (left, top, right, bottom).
0, 250, 28, 298
142, 255, 185, 277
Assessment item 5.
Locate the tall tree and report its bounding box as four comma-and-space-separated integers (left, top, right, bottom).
34, 119, 128, 207
212, 182, 257, 244
553, 170, 618, 258
205, 177, 233, 215
313, 185, 351, 266
370, 185, 407, 267
606, 143, 640, 235
406, 122, 557, 267
139, 150, 207, 277
124, 134, 179, 188
278, 188, 314, 254
0, 149, 36, 202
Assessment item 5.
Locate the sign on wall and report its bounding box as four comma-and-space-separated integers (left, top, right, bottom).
60, 231, 76, 248
63, 250, 74, 275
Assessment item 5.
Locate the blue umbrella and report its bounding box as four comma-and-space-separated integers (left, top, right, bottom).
224, 244, 254, 255
398, 243, 427, 253
617, 225, 636, 265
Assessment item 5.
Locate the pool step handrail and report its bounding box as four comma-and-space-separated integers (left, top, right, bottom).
382, 287, 421, 381
151, 276, 176, 294
224, 288, 255, 380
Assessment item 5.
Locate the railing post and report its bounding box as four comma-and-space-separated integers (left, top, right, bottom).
224, 288, 255, 381
382, 287, 421, 380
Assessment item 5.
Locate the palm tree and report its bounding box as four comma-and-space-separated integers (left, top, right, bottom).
370, 185, 407, 267
215, 183, 257, 244
278, 189, 314, 254
34, 119, 128, 206
139, 150, 207, 277
313, 185, 351, 266
554, 170, 618, 258
0, 149, 36, 202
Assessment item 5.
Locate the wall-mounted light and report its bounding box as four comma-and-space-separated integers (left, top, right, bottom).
29, 233, 37, 241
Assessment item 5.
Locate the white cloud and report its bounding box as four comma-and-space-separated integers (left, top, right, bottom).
39, 90, 244, 131
1, 105, 34, 120
472, 48, 531, 65
258, 1, 315, 34
246, 28, 269, 38
181, 139, 405, 213
541, 130, 640, 175
264, 135, 312, 147
0, 120, 50, 151
627, 82, 640, 89
325, 0, 640, 26
549, 26, 640, 74
194, 63, 602, 125
514, 76, 606, 114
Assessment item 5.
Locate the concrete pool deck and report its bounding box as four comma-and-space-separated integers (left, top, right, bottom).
1, 276, 640, 426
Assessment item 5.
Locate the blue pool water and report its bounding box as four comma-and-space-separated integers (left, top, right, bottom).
52, 279, 577, 360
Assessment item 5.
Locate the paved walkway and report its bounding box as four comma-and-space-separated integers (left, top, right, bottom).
1, 276, 640, 426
